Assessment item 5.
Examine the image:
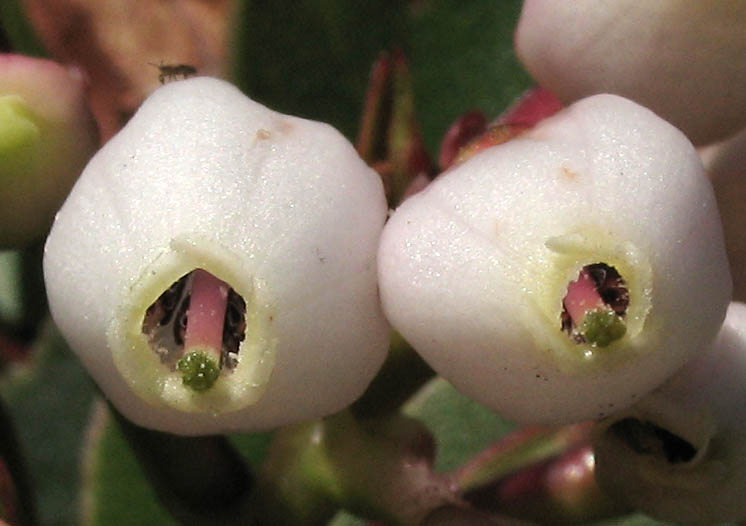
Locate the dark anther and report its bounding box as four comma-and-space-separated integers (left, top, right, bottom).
609, 418, 697, 464
586, 263, 629, 316
221, 289, 246, 369
159, 277, 187, 326
173, 294, 191, 346
142, 274, 188, 335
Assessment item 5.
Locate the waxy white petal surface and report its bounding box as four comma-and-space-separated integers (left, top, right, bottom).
44, 77, 389, 434
516, 1, 746, 145
378, 94, 730, 425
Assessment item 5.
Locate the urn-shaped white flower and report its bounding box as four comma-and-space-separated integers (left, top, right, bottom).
515, 1, 746, 145
378, 94, 730, 425
44, 77, 389, 435
594, 302, 746, 523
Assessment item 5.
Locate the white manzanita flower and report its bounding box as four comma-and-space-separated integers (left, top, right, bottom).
377, 94, 730, 425
594, 301, 746, 524
700, 127, 746, 301
44, 77, 390, 435
515, 0, 746, 145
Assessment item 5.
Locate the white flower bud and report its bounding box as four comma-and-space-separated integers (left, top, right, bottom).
44, 77, 389, 435
515, 1, 746, 145
378, 94, 730, 425
594, 302, 746, 523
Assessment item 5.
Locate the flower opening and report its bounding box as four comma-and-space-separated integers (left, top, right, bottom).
142, 269, 247, 392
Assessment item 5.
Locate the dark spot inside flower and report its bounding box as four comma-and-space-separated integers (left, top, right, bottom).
221, 289, 246, 369
173, 292, 190, 346
587, 263, 629, 316
609, 418, 697, 464
142, 274, 187, 333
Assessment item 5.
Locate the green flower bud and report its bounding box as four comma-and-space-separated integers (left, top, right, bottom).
0, 54, 98, 248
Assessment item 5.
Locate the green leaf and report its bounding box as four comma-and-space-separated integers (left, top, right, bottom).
409, 0, 533, 153
403, 378, 516, 473
0, 322, 96, 526
80, 402, 178, 526
229, 0, 409, 140
81, 403, 274, 526
229, 431, 275, 468
328, 509, 366, 526
0, 250, 22, 324
0, 0, 47, 56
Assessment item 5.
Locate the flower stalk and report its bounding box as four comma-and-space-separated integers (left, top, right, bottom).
254, 411, 457, 525
356, 50, 432, 208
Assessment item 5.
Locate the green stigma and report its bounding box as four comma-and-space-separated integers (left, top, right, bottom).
581, 309, 626, 348
177, 351, 220, 392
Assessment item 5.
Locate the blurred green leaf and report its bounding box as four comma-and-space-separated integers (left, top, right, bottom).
80, 402, 177, 526
229, 431, 275, 468
404, 378, 516, 473
81, 404, 274, 526
328, 509, 366, 526
0, 250, 22, 325
409, 0, 532, 153
0, 322, 95, 526
230, 0, 409, 140
0, 0, 47, 56
229, 0, 531, 155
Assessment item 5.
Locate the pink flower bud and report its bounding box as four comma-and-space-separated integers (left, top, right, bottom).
0, 54, 98, 247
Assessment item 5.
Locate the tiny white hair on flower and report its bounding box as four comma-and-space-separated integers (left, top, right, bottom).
377, 94, 731, 425
44, 77, 389, 435
515, 0, 746, 145
594, 301, 746, 524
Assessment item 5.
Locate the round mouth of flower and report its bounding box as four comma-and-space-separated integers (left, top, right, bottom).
141, 268, 246, 392
608, 418, 698, 464
561, 263, 629, 347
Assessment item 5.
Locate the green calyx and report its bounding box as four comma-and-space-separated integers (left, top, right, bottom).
177, 351, 220, 392
0, 94, 42, 176
581, 309, 626, 348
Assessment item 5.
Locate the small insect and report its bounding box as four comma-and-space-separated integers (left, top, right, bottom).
148, 61, 197, 84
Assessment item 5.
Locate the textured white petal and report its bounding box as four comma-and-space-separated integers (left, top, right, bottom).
44, 77, 389, 434
516, 0, 746, 145
594, 302, 746, 523
378, 94, 730, 425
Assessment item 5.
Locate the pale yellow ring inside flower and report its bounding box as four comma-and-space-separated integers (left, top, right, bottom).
523, 226, 653, 373
107, 235, 277, 413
